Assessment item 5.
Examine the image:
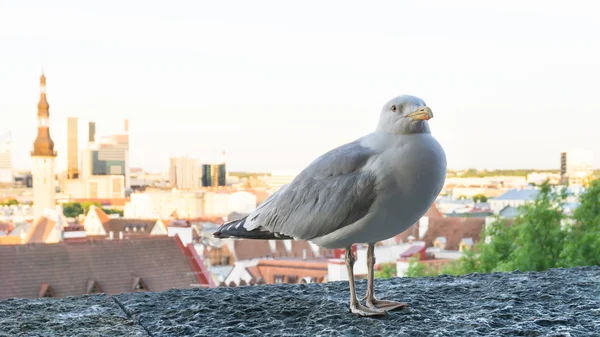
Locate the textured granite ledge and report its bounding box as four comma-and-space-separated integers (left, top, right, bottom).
2, 267, 600, 336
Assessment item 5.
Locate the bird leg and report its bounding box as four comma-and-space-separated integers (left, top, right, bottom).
345, 247, 387, 316
362, 243, 410, 311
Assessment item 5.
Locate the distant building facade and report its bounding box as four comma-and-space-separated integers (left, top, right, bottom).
201, 163, 227, 187
560, 149, 594, 186
66, 117, 79, 179
88, 121, 95, 143
31, 73, 57, 222
125, 188, 205, 219
64, 120, 129, 199
0, 132, 12, 184
170, 156, 201, 190
262, 171, 298, 191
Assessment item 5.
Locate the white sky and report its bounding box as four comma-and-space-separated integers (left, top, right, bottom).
1, 0, 599, 173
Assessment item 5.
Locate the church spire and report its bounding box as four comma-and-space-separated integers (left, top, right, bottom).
32, 72, 56, 157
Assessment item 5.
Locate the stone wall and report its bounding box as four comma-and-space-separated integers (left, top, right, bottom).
1, 266, 599, 336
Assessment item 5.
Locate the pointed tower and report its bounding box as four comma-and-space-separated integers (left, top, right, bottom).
31, 73, 57, 222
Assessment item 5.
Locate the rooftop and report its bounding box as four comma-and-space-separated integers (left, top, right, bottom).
1, 267, 598, 336
0, 236, 205, 300
492, 188, 539, 201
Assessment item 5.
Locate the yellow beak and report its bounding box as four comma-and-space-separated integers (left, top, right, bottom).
407, 106, 433, 121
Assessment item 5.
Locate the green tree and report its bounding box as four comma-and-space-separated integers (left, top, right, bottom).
104, 208, 124, 217
405, 256, 439, 277
62, 202, 84, 218
561, 179, 600, 267
476, 216, 517, 273
440, 247, 480, 275
0, 198, 19, 206
472, 194, 488, 203
80, 201, 102, 215
507, 182, 567, 272
374, 263, 397, 279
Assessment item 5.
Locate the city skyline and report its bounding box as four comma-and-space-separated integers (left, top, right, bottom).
2, 1, 600, 173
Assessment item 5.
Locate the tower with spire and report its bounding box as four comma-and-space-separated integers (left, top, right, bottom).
31, 72, 57, 222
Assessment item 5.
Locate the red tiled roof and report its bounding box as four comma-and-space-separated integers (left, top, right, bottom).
400, 245, 426, 258
422, 217, 486, 251
233, 240, 273, 261
101, 219, 157, 236
0, 236, 22, 245
24, 217, 57, 243
0, 236, 200, 300
172, 235, 215, 288
168, 220, 191, 228
232, 240, 320, 261
183, 217, 225, 225
394, 203, 444, 244
425, 203, 444, 218
0, 222, 14, 234
73, 199, 128, 207
91, 206, 111, 224
246, 266, 262, 280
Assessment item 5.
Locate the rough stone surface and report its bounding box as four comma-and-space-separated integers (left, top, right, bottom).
0, 294, 147, 337
2, 267, 600, 336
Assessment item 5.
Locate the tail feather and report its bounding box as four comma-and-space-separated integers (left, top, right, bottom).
213, 217, 293, 240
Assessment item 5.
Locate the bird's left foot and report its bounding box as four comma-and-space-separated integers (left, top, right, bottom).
364, 297, 410, 311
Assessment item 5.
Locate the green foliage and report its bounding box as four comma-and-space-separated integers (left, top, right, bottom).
228, 171, 272, 178
62, 202, 84, 218
374, 263, 397, 279
477, 217, 516, 273
405, 256, 439, 277
560, 179, 600, 267
508, 182, 567, 272
62, 201, 103, 218
440, 247, 480, 275
472, 194, 488, 203
105, 208, 124, 217
406, 181, 599, 278
0, 198, 19, 206
81, 201, 102, 214
459, 169, 540, 178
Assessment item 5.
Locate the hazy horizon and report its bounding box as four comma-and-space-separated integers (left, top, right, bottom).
2, 1, 600, 173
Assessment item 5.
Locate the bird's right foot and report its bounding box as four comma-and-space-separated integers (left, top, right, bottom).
349, 302, 388, 317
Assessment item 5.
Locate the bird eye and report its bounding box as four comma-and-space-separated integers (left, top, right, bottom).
391, 105, 397, 112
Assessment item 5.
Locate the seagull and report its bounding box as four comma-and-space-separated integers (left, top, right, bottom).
214, 95, 446, 316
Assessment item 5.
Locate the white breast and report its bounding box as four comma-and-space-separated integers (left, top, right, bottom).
311, 133, 446, 249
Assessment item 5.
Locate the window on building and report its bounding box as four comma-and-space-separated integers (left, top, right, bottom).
86, 279, 103, 294
112, 178, 122, 198
274, 275, 284, 284
38, 283, 55, 298
88, 181, 98, 199
132, 276, 149, 292
283, 240, 292, 252
287, 275, 298, 284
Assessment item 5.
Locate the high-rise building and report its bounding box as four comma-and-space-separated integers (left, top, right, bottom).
88, 121, 95, 143
67, 117, 79, 179
31, 73, 57, 221
0, 132, 12, 184
81, 120, 130, 189
200, 151, 228, 188
201, 163, 226, 187
560, 149, 594, 186
170, 156, 201, 190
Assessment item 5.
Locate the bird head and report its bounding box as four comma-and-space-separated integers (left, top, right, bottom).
377, 95, 433, 134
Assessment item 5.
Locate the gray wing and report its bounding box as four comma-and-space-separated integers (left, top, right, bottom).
244, 139, 379, 240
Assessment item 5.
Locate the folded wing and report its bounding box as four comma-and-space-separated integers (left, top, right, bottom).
243, 139, 380, 240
